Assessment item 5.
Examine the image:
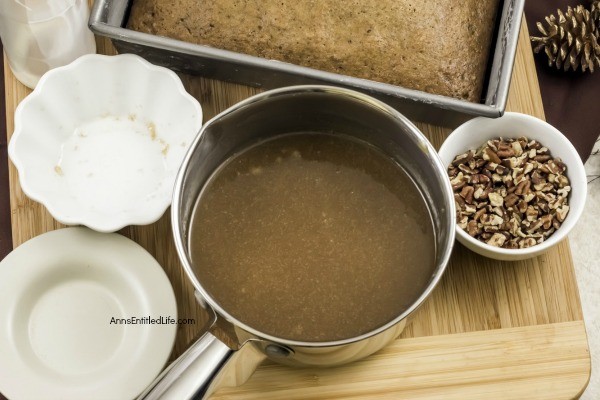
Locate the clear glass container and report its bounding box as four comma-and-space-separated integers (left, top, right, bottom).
0, 0, 96, 89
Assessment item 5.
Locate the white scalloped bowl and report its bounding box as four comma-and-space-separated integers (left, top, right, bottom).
9, 54, 203, 232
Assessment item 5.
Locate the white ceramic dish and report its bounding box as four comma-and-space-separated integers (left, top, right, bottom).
438, 112, 587, 261
0, 228, 177, 400
8, 53, 203, 232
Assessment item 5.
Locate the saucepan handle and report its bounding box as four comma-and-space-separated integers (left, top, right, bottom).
137, 331, 234, 400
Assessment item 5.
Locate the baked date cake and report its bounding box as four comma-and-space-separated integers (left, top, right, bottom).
128, 0, 500, 101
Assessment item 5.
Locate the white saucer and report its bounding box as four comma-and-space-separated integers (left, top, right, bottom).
0, 228, 177, 400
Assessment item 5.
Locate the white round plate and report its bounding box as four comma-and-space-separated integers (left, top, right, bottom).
0, 228, 177, 400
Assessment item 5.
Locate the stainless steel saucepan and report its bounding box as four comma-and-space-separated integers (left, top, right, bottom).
139, 86, 455, 399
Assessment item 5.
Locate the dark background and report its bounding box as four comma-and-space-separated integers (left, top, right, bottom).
0, 42, 10, 262
526, 0, 600, 164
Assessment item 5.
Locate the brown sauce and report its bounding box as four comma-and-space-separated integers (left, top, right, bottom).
189, 133, 435, 342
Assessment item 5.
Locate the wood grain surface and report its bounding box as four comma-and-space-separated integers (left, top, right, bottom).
3, 20, 590, 399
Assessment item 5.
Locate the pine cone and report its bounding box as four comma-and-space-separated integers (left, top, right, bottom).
592, 0, 600, 24
531, 5, 600, 72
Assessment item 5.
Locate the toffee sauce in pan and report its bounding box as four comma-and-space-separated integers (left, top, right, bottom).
189, 132, 435, 342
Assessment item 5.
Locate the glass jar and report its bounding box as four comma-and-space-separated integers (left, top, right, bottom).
0, 0, 96, 89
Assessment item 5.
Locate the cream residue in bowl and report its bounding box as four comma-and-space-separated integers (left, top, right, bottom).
55, 115, 169, 215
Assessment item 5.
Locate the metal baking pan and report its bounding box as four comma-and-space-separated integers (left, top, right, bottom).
89, 0, 524, 126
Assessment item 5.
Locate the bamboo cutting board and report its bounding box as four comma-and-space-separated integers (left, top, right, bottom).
3, 20, 591, 400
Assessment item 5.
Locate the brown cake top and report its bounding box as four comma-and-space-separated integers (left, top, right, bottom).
128, 0, 500, 102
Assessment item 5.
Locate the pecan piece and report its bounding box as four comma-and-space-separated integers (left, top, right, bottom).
556, 205, 570, 222
497, 148, 516, 159
451, 151, 473, 167
474, 208, 486, 221
511, 141, 524, 156
519, 237, 537, 248
525, 205, 538, 221
483, 147, 502, 164
504, 193, 519, 207
531, 169, 545, 185
528, 140, 542, 150
495, 165, 509, 175
466, 220, 480, 237
533, 155, 551, 162
514, 180, 531, 196
487, 233, 507, 247
540, 214, 553, 230
555, 174, 569, 188
488, 192, 504, 207
460, 186, 475, 204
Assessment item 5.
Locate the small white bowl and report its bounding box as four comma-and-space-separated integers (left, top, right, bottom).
438, 112, 587, 261
9, 54, 203, 232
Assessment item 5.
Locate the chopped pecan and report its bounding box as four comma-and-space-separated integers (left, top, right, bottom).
464, 204, 477, 214
458, 164, 477, 175
528, 148, 537, 158
533, 154, 551, 162
519, 238, 537, 248
454, 193, 466, 208
511, 141, 524, 156
451, 151, 473, 166
486, 140, 499, 152
537, 199, 550, 213
481, 214, 504, 226
495, 165, 508, 175
545, 160, 562, 174
474, 187, 484, 200
483, 147, 502, 164
450, 172, 467, 190
555, 174, 569, 188
517, 200, 528, 214
488, 192, 504, 207
504, 193, 519, 207
531, 169, 545, 185
497, 148, 516, 159
525, 205, 539, 222
542, 227, 556, 238
492, 206, 504, 217
540, 214, 553, 230
466, 220, 480, 237
460, 186, 475, 204
472, 174, 490, 184
557, 186, 571, 198
473, 208, 486, 221
487, 233, 507, 247
554, 159, 567, 173
549, 196, 566, 210
523, 192, 536, 203
481, 232, 493, 240
448, 136, 571, 249
514, 180, 531, 196
506, 240, 520, 249
556, 205, 570, 222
